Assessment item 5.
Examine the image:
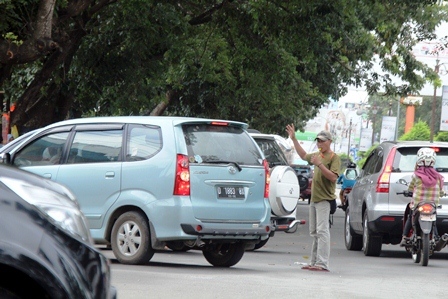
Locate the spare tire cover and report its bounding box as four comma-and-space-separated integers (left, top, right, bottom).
269, 166, 300, 217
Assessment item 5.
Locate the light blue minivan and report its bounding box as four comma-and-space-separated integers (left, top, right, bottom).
0, 116, 274, 267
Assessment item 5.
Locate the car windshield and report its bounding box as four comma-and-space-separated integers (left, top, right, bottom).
394, 147, 448, 172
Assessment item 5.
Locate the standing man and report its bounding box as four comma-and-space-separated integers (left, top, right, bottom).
286, 124, 341, 272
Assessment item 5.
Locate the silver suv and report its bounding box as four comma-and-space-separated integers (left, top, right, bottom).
344, 141, 448, 256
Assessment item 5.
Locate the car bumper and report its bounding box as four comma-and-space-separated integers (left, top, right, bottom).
369, 215, 448, 242
271, 216, 306, 232
180, 223, 272, 239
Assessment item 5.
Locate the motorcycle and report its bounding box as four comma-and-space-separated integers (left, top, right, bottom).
398, 189, 448, 266
337, 187, 352, 212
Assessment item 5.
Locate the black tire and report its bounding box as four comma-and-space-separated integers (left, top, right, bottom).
362, 210, 382, 256
166, 241, 191, 252
297, 175, 309, 193
344, 207, 362, 251
421, 233, 430, 266
253, 238, 269, 250
202, 242, 245, 267
111, 211, 154, 265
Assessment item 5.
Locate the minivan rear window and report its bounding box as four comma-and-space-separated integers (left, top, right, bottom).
394, 147, 448, 172
183, 124, 262, 166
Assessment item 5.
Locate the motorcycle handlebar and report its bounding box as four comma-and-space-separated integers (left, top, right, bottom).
396, 191, 413, 197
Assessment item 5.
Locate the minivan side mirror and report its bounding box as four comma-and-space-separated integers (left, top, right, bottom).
0, 153, 11, 164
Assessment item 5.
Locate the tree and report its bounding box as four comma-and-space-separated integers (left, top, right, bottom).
1, 0, 117, 132
2, 0, 448, 135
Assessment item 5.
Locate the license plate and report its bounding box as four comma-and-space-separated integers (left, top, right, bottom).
217, 186, 245, 199
420, 215, 436, 221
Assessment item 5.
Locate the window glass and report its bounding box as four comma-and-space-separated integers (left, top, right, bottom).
68, 130, 122, 164
373, 152, 384, 174
183, 124, 262, 166
14, 132, 69, 166
362, 152, 378, 176
394, 147, 448, 172
345, 168, 357, 179
253, 138, 288, 167
126, 125, 162, 161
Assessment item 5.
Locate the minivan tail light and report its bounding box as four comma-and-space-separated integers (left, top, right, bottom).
210, 121, 229, 126
174, 154, 190, 196
263, 159, 270, 198
376, 147, 396, 193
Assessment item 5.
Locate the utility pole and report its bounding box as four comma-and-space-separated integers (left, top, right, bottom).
431, 59, 440, 143
371, 107, 378, 146
347, 118, 352, 159
431, 58, 447, 142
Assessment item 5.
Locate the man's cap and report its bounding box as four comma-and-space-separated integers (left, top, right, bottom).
315, 130, 333, 141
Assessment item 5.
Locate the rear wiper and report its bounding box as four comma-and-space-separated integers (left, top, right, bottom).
203, 160, 242, 172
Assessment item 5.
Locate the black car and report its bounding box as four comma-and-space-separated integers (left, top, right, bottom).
0, 165, 116, 299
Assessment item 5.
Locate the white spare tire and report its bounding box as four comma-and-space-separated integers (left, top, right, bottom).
269, 166, 300, 217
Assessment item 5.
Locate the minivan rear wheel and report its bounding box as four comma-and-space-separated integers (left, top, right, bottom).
111, 211, 154, 265
202, 242, 245, 267
362, 210, 382, 256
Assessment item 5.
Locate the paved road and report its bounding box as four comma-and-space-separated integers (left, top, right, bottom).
104, 200, 448, 299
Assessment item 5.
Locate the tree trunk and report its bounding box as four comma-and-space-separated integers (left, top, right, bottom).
10, 26, 87, 133
150, 90, 177, 116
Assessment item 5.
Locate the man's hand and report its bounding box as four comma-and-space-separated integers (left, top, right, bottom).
286, 124, 296, 140
311, 154, 322, 166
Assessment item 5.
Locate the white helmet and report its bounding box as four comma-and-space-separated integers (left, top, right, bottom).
416, 147, 436, 167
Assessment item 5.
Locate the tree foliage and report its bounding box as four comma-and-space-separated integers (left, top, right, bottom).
399, 120, 431, 140
1, 0, 448, 135
436, 131, 448, 141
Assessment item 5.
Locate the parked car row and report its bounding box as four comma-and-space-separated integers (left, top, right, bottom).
0, 116, 307, 269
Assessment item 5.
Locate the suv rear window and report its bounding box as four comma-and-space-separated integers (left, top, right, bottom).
183, 124, 262, 166
253, 138, 288, 167
394, 147, 448, 172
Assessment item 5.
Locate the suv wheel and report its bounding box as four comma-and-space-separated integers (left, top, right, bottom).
111, 211, 155, 264
202, 242, 245, 267
362, 210, 382, 256
344, 207, 362, 250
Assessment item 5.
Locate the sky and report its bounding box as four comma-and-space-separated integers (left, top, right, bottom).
340, 22, 448, 105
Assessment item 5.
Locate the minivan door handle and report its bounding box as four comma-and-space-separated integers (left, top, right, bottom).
105, 171, 115, 178
42, 173, 52, 179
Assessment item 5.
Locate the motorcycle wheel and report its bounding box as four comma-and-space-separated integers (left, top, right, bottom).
411, 236, 421, 264
421, 233, 430, 266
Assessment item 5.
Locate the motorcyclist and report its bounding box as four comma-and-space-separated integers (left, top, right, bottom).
337, 162, 357, 210
400, 147, 445, 247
